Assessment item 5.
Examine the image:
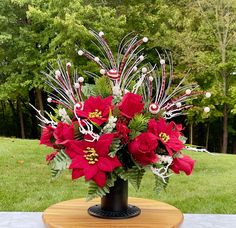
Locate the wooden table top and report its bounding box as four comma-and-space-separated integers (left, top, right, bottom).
43, 197, 183, 228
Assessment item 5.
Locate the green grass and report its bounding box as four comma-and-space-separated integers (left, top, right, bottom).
0, 137, 236, 213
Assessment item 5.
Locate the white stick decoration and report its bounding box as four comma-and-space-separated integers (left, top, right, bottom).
73, 105, 100, 142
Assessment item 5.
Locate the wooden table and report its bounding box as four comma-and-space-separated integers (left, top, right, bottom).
43, 197, 183, 228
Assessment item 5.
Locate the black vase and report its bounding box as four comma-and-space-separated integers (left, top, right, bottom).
88, 177, 141, 219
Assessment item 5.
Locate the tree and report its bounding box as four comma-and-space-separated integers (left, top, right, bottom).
196, 0, 236, 153
0, 0, 126, 138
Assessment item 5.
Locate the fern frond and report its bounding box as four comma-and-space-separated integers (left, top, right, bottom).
81, 83, 96, 98
86, 174, 117, 201
128, 114, 150, 139
50, 150, 71, 179
109, 138, 121, 158
154, 175, 169, 195
115, 166, 145, 191
93, 76, 112, 98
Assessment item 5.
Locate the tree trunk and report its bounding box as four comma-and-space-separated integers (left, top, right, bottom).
222, 104, 228, 153
221, 39, 228, 153
189, 123, 193, 145
8, 100, 19, 137
0, 101, 6, 136
205, 123, 210, 149
29, 89, 39, 138
36, 88, 44, 115
221, 67, 228, 153
1, 101, 5, 122
17, 99, 25, 139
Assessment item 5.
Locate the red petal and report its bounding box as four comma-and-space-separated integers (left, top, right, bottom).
72, 169, 84, 179
83, 96, 103, 112
69, 156, 88, 169
75, 110, 88, 118
97, 158, 113, 172
84, 165, 98, 180
103, 96, 113, 106
96, 134, 114, 156
93, 171, 106, 187
89, 117, 106, 126
111, 157, 122, 169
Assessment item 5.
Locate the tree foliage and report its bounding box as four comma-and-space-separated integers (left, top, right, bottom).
0, 0, 236, 153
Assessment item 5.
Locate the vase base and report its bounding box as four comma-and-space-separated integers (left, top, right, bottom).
88, 204, 141, 219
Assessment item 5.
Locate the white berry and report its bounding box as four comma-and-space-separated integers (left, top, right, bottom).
94, 57, 100, 62
100, 69, 106, 75
149, 76, 154, 81
205, 92, 211, 98
78, 77, 84, 83
47, 98, 52, 103
99, 31, 104, 37
185, 89, 191, 95
78, 50, 84, 56
160, 59, 165, 65
74, 83, 80, 88
139, 55, 144, 61
55, 70, 61, 78
66, 62, 71, 67
142, 67, 148, 73
176, 102, 182, 108
142, 37, 148, 43
204, 107, 210, 113
133, 66, 138, 72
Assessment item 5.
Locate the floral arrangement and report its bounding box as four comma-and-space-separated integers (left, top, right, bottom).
34, 30, 211, 200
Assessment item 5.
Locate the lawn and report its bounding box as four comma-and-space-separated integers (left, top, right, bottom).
0, 137, 235, 213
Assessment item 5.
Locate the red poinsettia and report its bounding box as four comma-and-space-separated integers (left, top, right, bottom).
118, 93, 144, 119
115, 121, 130, 143
53, 122, 74, 145
75, 96, 113, 126
148, 118, 184, 155
171, 154, 195, 175
66, 134, 121, 187
128, 132, 158, 166
40, 125, 55, 147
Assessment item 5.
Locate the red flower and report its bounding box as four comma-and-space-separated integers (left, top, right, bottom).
171, 154, 195, 175
53, 122, 74, 145
118, 93, 144, 119
128, 132, 158, 166
115, 121, 130, 143
148, 118, 184, 155
40, 125, 55, 147
76, 96, 112, 126
46, 151, 58, 161
67, 134, 121, 187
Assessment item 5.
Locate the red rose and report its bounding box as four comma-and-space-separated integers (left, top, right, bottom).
171, 154, 195, 175
40, 125, 55, 147
128, 132, 158, 166
46, 151, 58, 161
53, 122, 74, 145
118, 93, 144, 119
115, 121, 130, 143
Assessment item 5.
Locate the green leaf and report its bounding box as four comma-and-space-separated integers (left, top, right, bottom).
50, 150, 71, 179
109, 138, 121, 158
128, 114, 150, 140
93, 76, 112, 98
115, 166, 145, 191
154, 175, 169, 195
128, 166, 145, 191
86, 173, 117, 201
81, 83, 96, 98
